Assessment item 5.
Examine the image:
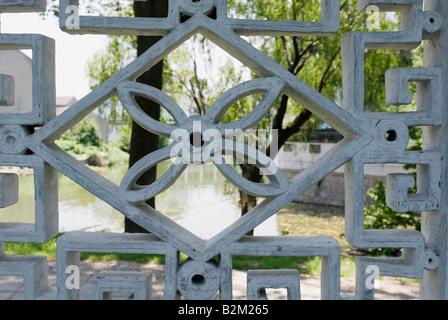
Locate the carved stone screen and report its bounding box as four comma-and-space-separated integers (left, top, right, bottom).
0, 0, 447, 300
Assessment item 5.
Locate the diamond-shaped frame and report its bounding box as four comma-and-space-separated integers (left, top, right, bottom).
27, 13, 372, 262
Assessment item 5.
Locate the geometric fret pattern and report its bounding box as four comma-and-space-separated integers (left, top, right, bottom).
0, 0, 446, 300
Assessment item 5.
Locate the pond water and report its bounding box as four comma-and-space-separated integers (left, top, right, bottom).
0, 162, 279, 239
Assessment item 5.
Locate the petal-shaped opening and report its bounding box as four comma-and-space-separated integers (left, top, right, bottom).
117, 81, 188, 137
204, 77, 284, 134
118, 143, 187, 203
213, 139, 288, 198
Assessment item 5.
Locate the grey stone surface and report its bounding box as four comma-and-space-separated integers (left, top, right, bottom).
0, 260, 421, 300
0, 0, 447, 300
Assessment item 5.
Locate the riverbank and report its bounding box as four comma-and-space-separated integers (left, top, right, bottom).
0, 164, 420, 299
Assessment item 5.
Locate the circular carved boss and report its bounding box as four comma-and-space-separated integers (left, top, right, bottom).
176, 258, 220, 300
179, 0, 216, 16
0, 125, 29, 155
374, 120, 409, 151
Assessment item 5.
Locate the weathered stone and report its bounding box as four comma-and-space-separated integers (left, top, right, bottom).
0, 254, 49, 300
1, 0, 448, 301
247, 269, 300, 300
90, 271, 152, 300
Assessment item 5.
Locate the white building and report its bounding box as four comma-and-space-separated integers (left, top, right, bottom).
0, 50, 32, 114
0, 50, 109, 142
277, 129, 413, 207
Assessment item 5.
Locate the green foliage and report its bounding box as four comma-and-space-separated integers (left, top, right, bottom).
56, 119, 129, 167
4, 232, 164, 264
59, 118, 101, 147
232, 255, 356, 277
101, 142, 130, 167
83, 0, 423, 147
55, 1, 425, 261
84, 2, 135, 138
364, 180, 421, 256
4, 233, 63, 259
80, 252, 165, 264
364, 180, 420, 230
164, 36, 209, 115
76, 119, 102, 147
4, 235, 356, 275
87, 34, 136, 125
117, 124, 132, 153
225, 0, 421, 143
232, 255, 311, 274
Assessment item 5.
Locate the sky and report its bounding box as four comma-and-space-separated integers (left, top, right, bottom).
0, 10, 251, 108
1, 12, 108, 100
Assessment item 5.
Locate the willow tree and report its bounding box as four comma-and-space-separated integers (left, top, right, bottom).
221, 0, 421, 222
84, 0, 420, 231
48, 0, 168, 233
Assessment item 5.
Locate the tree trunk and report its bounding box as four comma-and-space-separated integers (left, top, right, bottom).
124, 0, 168, 233
239, 163, 262, 235
238, 107, 312, 235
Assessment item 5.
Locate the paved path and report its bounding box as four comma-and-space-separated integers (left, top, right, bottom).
0, 260, 420, 300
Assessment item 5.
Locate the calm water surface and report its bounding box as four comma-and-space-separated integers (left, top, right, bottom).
0, 162, 278, 239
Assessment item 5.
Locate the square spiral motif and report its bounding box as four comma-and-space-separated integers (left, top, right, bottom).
0, 0, 445, 300
0, 0, 57, 300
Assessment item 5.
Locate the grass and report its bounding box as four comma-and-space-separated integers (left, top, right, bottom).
276, 202, 350, 252
3, 234, 357, 277
1, 202, 390, 278
79, 252, 165, 264
3, 234, 60, 258
2, 233, 164, 265
232, 255, 356, 277
3, 239, 356, 276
